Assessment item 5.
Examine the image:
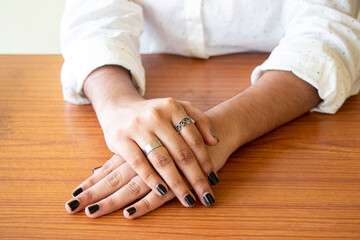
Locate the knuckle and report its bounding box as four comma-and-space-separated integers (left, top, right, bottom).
188, 134, 203, 147
143, 171, 156, 185
105, 170, 123, 187
164, 97, 180, 110
83, 190, 96, 202
164, 97, 175, 106
130, 155, 145, 169
127, 178, 141, 195
142, 198, 151, 211
202, 162, 214, 173
146, 108, 162, 122
102, 160, 113, 174
128, 116, 141, 129
170, 178, 183, 191
106, 196, 116, 209
105, 129, 123, 144
176, 148, 193, 165
86, 177, 96, 187
151, 151, 172, 169
193, 176, 207, 186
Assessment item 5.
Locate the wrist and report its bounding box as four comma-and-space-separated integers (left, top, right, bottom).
205, 106, 246, 163
206, 70, 321, 162
84, 65, 144, 115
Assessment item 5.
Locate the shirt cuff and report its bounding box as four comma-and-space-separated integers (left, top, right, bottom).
61, 38, 145, 105
251, 40, 353, 114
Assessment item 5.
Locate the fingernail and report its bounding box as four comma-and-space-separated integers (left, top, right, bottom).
72, 187, 83, 197
126, 207, 136, 216
87, 204, 100, 214
67, 199, 80, 211
208, 172, 219, 186
210, 129, 219, 143
203, 193, 215, 206
184, 194, 196, 207
92, 166, 102, 174
156, 184, 167, 195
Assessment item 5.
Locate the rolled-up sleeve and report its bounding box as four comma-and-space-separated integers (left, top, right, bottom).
251, 0, 360, 114
60, 0, 145, 104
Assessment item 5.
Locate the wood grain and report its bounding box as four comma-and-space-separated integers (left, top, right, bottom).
0, 54, 359, 240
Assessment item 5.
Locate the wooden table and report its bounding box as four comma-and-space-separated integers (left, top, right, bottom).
0, 54, 359, 239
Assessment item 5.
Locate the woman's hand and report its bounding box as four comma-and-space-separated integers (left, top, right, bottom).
65, 139, 229, 219
65, 102, 234, 219
81, 66, 220, 207
66, 69, 322, 218
100, 98, 219, 206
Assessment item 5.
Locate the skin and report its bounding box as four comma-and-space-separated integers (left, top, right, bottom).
83, 65, 219, 207
65, 66, 321, 219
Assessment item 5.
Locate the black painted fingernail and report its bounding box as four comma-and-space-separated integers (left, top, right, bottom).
92, 166, 102, 174
126, 207, 136, 216
203, 193, 215, 206
156, 184, 167, 195
208, 172, 219, 185
184, 194, 196, 207
87, 204, 100, 214
210, 129, 219, 143
72, 187, 83, 197
67, 199, 80, 211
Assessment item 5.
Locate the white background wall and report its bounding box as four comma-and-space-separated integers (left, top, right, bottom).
0, 0, 65, 54
0, 0, 359, 54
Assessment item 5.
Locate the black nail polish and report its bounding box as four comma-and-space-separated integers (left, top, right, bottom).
203, 193, 215, 206
210, 129, 219, 143
208, 172, 219, 186
92, 166, 102, 174
184, 194, 196, 207
156, 184, 167, 195
126, 207, 136, 216
67, 199, 80, 211
87, 204, 100, 214
72, 187, 83, 197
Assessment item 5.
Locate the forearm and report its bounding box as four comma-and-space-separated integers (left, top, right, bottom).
206, 70, 321, 164
83, 66, 144, 115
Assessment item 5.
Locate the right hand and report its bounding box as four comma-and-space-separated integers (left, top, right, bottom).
66, 98, 234, 219
83, 66, 220, 207
98, 97, 219, 207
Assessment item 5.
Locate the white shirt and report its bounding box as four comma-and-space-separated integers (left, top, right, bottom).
60, 0, 360, 114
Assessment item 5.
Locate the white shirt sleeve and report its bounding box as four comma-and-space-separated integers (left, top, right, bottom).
251, 0, 360, 114
60, 0, 145, 104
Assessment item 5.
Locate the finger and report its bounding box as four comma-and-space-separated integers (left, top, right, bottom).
123, 190, 176, 219
178, 121, 219, 185
131, 134, 197, 208
84, 176, 150, 218
113, 139, 171, 198
170, 101, 218, 185
179, 101, 219, 145
157, 123, 216, 206
65, 162, 138, 214
71, 155, 125, 197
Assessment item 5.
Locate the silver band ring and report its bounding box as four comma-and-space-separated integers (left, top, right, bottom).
143, 139, 163, 156
175, 116, 195, 133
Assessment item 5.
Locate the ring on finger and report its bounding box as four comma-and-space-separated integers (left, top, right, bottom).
142, 139, 163, 156
175, 116, 195, 133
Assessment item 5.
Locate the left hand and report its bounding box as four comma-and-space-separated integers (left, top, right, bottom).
65, 102, 231, 218
65, 154, 174, 218
65, 136, 229, 219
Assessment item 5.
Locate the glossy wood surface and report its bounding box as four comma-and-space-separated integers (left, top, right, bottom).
0, 54, 359, 239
